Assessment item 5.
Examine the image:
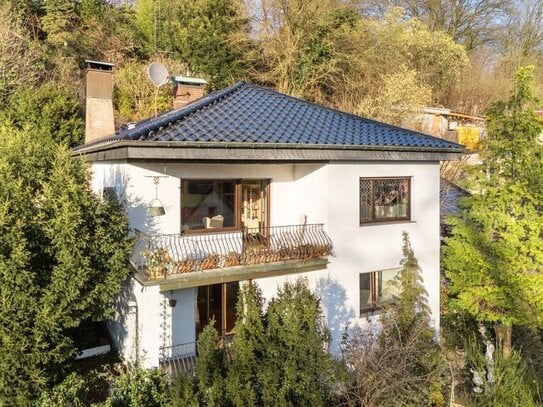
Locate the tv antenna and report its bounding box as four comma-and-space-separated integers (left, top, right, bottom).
147, 62, 170, 117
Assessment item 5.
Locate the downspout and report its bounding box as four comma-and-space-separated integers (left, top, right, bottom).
128, 300, 139, 365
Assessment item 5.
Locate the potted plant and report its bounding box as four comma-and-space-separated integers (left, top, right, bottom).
243, 248, 260, 265
173, 259, 196, 274
224, 252, 241, 267
142, 248, 170, 279
263, 249, 279, 263
395, 200, 408, 217
200, 254, 220, 270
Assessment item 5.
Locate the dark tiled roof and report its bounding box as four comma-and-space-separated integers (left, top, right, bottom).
114, 82, 463, 151
440, 179, 471, 219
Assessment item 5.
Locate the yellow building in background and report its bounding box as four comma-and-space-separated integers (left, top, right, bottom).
456, 126, 481, 150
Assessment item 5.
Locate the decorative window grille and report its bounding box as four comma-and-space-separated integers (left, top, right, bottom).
359, 178, 411, 224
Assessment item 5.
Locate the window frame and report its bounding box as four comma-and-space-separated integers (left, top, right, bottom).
180, 179, 270, 235
359, 177, 411, 225
359, 268, 402, 315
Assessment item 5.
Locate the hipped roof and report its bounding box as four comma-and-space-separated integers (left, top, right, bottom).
74, 81, 464, 161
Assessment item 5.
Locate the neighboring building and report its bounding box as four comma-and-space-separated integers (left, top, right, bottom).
416, 107, 485, 151
440, 179, 471, 237
74, 63, 464, 369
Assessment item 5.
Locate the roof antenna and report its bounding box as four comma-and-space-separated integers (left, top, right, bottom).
147, 62, 170, 118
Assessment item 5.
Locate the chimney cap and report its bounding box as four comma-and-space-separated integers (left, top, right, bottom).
85, 60, 115, 71
172, 76, 207, 86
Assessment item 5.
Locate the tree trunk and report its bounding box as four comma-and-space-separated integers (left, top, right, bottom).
494, 323, 512, 358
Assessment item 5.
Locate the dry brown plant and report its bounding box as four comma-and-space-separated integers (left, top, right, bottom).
341, 316, 448, 407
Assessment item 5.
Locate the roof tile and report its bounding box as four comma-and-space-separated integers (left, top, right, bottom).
115, 82, 463, 151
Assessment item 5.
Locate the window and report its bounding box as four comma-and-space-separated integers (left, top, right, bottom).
181, 180, 237, 230
360, 178, 410, 224
181, 179, 269, 232
360, 269, 401, 314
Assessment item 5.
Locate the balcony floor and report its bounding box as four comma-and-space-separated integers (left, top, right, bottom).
134, 258, 329, 291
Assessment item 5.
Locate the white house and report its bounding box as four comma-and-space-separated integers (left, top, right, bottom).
74, 62, 463, 370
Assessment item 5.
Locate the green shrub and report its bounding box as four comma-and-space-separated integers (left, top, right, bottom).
440, 278, 479, 350
226, 281, 267, 406
0, 126, 131, 402
513, 326, 543, 386
37, 372, 92, 407
4, 83, 83, 146
170, 374, 199, 407
105, 366, 171, 407
341, 233, 448, 406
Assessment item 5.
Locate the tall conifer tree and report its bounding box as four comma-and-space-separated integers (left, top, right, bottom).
0, 126, 131, 402
443, 66, 543, 355
260, 279, 333, 407
226, 281, 266, 406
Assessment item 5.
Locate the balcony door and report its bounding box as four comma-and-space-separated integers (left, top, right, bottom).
196, 282, 239, 337
241, 181, 268, 231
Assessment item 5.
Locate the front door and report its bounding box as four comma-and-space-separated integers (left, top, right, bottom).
196, 282, 239, 337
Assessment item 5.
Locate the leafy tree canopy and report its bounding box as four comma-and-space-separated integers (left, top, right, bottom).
0, 4, 45, 103
484, 66, 543, 193
2, 83, 84, 146
135, 0, 252, 89
355, 8, 468, 106
114, 58, 187, 122
257, 0, 360, 101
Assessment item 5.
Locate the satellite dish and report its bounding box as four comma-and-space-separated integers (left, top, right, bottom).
147, 62, 169, 87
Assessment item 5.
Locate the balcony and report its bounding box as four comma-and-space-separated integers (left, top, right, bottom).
130, 224, 333, 290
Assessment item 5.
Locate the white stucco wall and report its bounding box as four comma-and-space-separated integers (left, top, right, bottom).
91, 162, 181, 236
107, 277, 165, 368
327, 161, 441, 334
169, 288, 197, 346
93, 159, 441, 365
107, 279, 137, 363
254, 161, 441, 353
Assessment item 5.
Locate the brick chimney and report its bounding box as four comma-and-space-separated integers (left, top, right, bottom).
172, 76, 207, 109
85, 60, 115, 144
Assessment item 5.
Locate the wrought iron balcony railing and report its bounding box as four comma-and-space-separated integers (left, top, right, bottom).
131, 224, 333, 280
159, 341, 197, 377
159, 335, 234, 377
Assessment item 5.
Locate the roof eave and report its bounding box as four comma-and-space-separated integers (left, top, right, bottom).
72, 140, 465, 154
72, 140, 465, 162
